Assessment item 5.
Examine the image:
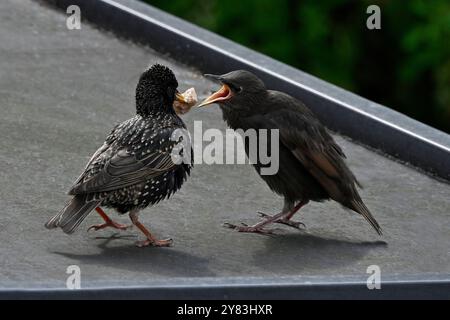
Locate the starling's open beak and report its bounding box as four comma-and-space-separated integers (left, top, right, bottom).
175, 91, 187, 103
198, 74, 233, 107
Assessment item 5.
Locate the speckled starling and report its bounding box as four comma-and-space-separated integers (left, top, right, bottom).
46, 64, 193, 247
198, 70, 382, 236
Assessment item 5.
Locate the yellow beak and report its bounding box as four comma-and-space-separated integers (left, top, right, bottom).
175, 91, 187, 103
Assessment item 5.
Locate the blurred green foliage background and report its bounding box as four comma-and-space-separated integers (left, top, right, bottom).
146, 0, 450, 133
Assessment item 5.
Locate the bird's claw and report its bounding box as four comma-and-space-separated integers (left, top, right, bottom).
135, 238, 173, 248
223, 222, 237, 229
257, 212, 306, 230
257, 212, 272, 219
223, 222, 276, 236
87, 221, 131, 232
281, 219, 306, 229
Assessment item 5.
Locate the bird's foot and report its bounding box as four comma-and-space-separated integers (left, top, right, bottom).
87, 220, 131, 232
223, 222, 277, 236
257, 212, 306, 230
135, 237, 173, 248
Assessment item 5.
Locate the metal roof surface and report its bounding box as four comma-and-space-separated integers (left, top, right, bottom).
0, 0, 449, 298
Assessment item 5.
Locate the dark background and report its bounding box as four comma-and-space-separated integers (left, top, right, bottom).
146, 0, 450, 133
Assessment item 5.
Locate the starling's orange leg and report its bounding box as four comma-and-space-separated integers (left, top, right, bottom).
129, 210, 173, 247
87, 207, 131, 232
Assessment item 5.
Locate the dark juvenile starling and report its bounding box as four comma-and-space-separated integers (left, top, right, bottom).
198, 70, 382, 236
46, 64, 193, 247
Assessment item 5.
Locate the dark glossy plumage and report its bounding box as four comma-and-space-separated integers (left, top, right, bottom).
46, 64, 192, 237
203, 70, 381, 235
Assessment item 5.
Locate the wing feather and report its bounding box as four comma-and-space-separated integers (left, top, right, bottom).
68, 126, 184, 195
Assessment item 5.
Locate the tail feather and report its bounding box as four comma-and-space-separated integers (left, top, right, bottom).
45, 195, 100, 234
350, 200, 382, 236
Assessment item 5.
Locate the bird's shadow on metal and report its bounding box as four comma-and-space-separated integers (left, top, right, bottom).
252, 230, 387, 274
52, 233, 216, 277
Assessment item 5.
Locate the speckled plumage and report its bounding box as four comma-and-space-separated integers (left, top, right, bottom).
71, 114, 190, 212
46, 64, 192, 236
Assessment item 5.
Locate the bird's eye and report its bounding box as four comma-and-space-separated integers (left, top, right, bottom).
228, 83, 242, 93
167, 87, 175, 98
